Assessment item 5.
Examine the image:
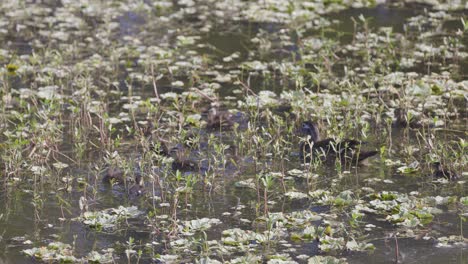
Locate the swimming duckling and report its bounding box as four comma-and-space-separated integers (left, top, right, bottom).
149, 140, 170, 157
394, 108, 423, 128
299, 121, 378, 164
102, 167, 145, 197
102, 167, 126, 184
206, 107, 234, 129
148, 133, 201, 171
169, 144, 200, 171
393, 108, 440, 129
128, 179, 145, 197
431, 162, 458, 180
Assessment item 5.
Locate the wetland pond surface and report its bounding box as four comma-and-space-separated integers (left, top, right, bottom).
0, 1, 467, 263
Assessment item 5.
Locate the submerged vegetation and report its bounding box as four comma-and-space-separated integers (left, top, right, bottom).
0, 0, 467, 263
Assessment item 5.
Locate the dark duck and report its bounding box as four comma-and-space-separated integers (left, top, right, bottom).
431, 162, 458, 180
394, 108, 423, 128
299, 121, 378, 164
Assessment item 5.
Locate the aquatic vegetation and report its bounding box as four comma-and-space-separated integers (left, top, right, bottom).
23, 242, 77, 263
87, 249, 115, 264
23, 242, 116, 263
182, 217, 222, 234
0, 0, 466, 263
308, 255, 348, 264
77, 206, 142, 231
397, 161, 420, 174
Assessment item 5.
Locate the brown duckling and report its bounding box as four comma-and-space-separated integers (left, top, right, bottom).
102, 167, 127, 184
169, 144, 199, 171
102, 167, 145, 197
206, 107, 234, 129
299, 121, 378, 164
149, 127, 199, 154
128, 180, 145, 197
394, 108, 426, 128
147, 133, 201, 171
149, 140, 170, 157
431, 162, 459, 180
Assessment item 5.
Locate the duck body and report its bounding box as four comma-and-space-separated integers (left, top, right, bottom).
299, 121, 378, 164
394, 108, 423, 128
102, 167, 127, 184
205, 107, 248, 130
206, 107, 234, 129
431, 162, 458, 180
148, 138, 200, 171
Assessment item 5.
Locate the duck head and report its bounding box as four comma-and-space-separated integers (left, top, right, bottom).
300, 121, 321, 142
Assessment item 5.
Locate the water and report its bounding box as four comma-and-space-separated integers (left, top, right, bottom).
0, 2, 466, 263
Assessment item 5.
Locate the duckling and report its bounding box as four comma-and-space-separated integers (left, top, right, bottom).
206, 107, 234, 129
147, 132, 202, 171
102, 166, 126, 184
299, 121, 378, 164
128, 173, 145, 197
431, 162, 458, 180
394, 108, 426, 128
169, 144, 200, 171
102, 167, 145, 197
141, 122, 170, 157
148, 125, 199, 153
149, 140, 170, 157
